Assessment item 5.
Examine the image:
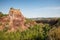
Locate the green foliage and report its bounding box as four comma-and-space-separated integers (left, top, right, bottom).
43, 24, 51, 40
0, 12, 3, 17
0, 12, 7, 18
56, 18, 60, 26
0, 24, 51, 40
48, 27, 60, 40
25, 18, 33, 24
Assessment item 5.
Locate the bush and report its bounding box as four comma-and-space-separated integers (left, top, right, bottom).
0, 12, 3, 17
0, 24, 51, 40
0, 12, 7, 18
48, 27, 60, 40
56, 18, 60, 26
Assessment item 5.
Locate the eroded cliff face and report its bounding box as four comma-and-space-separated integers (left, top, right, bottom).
0, 8, 27, 31
0, 8, 36, 32
8, 8, 27, 31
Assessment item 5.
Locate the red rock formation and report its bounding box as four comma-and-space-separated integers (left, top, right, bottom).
0, 8, 36, 32
8, 8, 26, 31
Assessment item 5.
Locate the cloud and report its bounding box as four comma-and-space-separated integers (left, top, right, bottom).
21, 6, 60, 18
40, 7, 60, 10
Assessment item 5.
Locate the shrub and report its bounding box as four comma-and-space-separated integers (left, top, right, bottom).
0, 12, 7, 18
48, 27, 60, 40
0, 23, 51, 40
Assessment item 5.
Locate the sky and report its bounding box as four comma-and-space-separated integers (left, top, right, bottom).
0, 0, 60, 18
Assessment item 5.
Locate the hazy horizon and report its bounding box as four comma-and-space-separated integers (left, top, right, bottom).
0, 0, 60, 18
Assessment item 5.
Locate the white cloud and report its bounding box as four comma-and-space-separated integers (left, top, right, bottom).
21, 6, 60, 18
39, 7, 60, 9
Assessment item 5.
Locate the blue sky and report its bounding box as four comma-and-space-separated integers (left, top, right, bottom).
0, 0, 60, 18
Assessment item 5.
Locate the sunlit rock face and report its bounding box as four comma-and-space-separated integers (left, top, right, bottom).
8, 8, 26, 31
0, 8, 36, 31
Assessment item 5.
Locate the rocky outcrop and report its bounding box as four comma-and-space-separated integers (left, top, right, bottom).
0, 8, 36, 32
8, 8, 26, 31
0, 8, 27, 31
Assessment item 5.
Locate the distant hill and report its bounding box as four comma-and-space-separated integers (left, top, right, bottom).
28, 17, 60, 26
